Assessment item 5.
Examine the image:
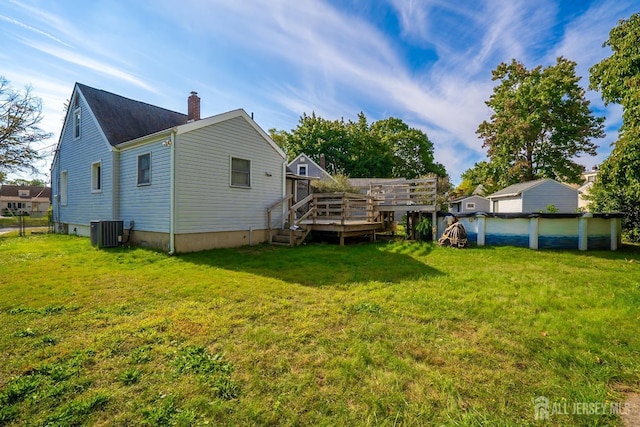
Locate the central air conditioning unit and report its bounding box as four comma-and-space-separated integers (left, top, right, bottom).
90, 220, 123, 248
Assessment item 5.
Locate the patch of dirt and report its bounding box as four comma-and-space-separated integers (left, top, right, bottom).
621, 393, 640, 427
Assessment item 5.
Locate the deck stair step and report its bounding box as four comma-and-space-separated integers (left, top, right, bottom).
272, 227, 309, 246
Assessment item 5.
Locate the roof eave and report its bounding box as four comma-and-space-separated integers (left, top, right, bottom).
488, 192, 520, 199
115, 127, 177, 150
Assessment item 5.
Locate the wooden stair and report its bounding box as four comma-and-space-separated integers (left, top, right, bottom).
271, 227, 310, 247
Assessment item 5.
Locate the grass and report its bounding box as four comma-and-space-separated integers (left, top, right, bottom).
0, 215, 49, 228
0, 234, 638, 426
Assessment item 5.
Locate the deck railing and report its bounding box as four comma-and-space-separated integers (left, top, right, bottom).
266, 195, 292, 243
369, 178, 437, 208
267, 178, 438, 243
310, 192, 375, 225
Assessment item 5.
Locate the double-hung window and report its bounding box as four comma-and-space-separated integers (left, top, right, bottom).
60, 170, 68, 205
73, 108, 81, 139
230, 157, 251, 188
138, 153, 151, 185
91, 162, 102, 192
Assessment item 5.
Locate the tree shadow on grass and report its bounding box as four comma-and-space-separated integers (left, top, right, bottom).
178, 241, 444, 287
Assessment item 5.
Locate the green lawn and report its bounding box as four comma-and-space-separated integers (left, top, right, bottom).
0, 234, 638, 426
0, 216, 49, 228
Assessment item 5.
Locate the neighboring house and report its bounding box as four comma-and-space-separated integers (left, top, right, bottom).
487, 179, 578, 213
285, 166, 317, 205
51, 83, 286, 253
578, 168, 599, 211
288, 153, 334, 182
448, 194, 490, 214
0, 185, 51, 217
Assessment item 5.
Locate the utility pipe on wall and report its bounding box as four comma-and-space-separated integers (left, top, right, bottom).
168, 131, 176, 255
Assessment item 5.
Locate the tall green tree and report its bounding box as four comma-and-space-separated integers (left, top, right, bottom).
345, 113, 394, 178
589, 13, 640, 241
457, 161, 501, 196
0, 77, 51, 176
477, 58, 605, 188
270, 112, 350, 175
371, 117, 444, 178
271, 112, 444, 179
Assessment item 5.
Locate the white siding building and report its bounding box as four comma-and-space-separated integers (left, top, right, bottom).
487, 179, 578, 214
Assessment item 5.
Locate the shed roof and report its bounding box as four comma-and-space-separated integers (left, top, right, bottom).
77, 83, 188, 146
488, 179, 550, 199
449, 194, 488, 203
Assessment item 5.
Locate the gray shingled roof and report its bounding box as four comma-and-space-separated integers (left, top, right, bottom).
487, 179, 549, 198
77, 83, 188, 146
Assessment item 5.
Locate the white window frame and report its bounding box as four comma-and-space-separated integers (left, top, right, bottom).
60, 170, 68, 206
91, 161, 102, 193
297, 164, 308, 176
73, 108, 81, 139
137, 153, 151, 186
465, 202, 476, 210
230, 156, 251, 188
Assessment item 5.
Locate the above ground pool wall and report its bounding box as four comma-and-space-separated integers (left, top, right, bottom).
437, 212, 623, 250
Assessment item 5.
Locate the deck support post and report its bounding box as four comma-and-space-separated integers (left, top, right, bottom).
432, 211, 437, 241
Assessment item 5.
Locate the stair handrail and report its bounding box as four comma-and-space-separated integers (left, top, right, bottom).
267, 195, 293, 243
290, 193, 313, 212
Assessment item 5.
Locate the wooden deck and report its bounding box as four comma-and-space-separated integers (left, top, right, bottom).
298, 218, 387, 245
267, 178, 438, 246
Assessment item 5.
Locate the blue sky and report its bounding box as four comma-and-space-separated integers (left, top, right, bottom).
1, 0, 636, 185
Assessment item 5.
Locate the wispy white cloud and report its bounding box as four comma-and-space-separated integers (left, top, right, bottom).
390, 0, 438, 43
157, 0, 506, 177
548, 0, 634, 168
3, 0, 634, 183
549, 0, 630, 72
6, 0, 78, 46
0, 14, 72, 47
21, 40, 157, 94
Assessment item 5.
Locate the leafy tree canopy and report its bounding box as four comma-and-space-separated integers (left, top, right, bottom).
476, 57, 604, 188
455, 161, 503, 197
4, 178, 46, 186
0, 77, 51, 176
588, 13, 640, 241
270, 112, 446, 179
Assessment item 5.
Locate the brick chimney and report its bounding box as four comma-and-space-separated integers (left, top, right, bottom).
187, 91, 200, 121
319, 154, 326, 170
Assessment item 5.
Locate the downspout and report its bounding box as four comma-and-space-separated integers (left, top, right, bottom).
51, 151, 60, 231
169, 131, 176, 254
282, 160, 287, 228
112, 148, 120, 220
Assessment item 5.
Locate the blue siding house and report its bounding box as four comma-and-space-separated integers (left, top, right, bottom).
287, 153, 334, 182
51, 84, 287, 253
448, 195, 490, 214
